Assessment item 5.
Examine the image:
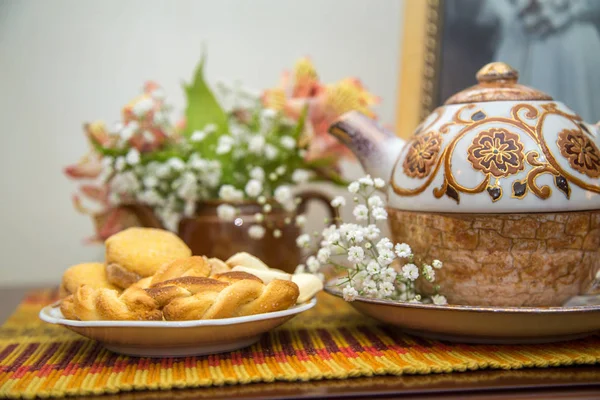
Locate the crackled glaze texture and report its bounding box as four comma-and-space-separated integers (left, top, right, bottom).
388, 209, 600, 306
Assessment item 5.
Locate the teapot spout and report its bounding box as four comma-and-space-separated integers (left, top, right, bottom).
328, 111, 405, 182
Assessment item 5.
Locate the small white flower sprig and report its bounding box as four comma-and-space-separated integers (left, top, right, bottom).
296, 175, 447, 305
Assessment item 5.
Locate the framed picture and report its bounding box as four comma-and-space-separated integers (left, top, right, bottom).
395, 0, 600, 138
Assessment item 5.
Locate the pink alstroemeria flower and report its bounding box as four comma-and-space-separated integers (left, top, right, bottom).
262, 58, 380, 163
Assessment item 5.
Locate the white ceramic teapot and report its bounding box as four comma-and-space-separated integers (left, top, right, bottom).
329, 62, 600, 307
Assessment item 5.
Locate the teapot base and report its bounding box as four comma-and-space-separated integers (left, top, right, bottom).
387, 208, 600, 307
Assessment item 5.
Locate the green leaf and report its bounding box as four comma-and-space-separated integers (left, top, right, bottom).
183, 55, 228, 141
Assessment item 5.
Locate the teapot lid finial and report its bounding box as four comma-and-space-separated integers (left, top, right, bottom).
445, 61, 552, 105
476, 62, 518, 84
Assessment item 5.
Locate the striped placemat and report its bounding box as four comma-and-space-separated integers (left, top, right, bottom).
1, 289, 599, 399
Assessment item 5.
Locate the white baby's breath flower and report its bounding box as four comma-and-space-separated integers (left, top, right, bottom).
137, 189, 164, 206
324, 231, 341, 246
110, 171, 140, 194
125, 149, 140, 165
291, 169, 312, 184
161, 211, 180, 232
175, 172, 198, 201
142, 130, 155, 143
377, 249, 395, 266
202, 123, 216, 133
143, 176, 158, 188
219, 185, 244, 201
345, 228, 364, 243
101, 156, 114, 171
119, 121, 138, 141
264, 144, 278, 160
402, 263, 419, 281
306, 256, 320, 273
363, 279, 378, 296
191, 130, 207, 142
381, 267, 397, 282
432, 294, 447, 305
342, 285, 358, 302
263, 203, 272, 213
432, 259, 443, 269
274, 185, 292, 204
348, 246, 365, 263
248, 224, 266, 239
296, 233, 311, 248
422, 264, 435, 282
275, 165, 286, 176
280, 135, 296, 150
366, 260, 381, 275
394, 243, 412, 258
378, 281, 395, 297
317, 247, 331, 263
115, 156, 126, 171
367, 195, 383, 208
248, 135, 266, 154
273, 229, 282, 238
245, 179, 263, 198
167, 157, 185, 171
295, 215, 307, 227
216, 204, 237, 221
331, 196, 346, 208
295, 264, 306, 274
348, 181, 360, 194
254, 213, 264, 223
155, 163, 170, 178
374, 178, 385, 188
372, 207, 388, 220
365, 224, 380, 240
353, 204, 369, 221
376, 238, 394, 252
132, 97, 153, 117
183, 200, 196, 217
249, 166, 265, 181
358, 175, 374, 186
216, 135, 234, 154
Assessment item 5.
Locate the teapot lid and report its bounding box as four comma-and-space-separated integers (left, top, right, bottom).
444, 62, 553, 105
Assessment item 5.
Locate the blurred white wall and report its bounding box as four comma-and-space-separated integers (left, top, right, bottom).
0, 0, 403, 285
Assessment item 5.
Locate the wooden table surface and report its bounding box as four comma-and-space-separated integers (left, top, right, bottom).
2, 286, 599, 400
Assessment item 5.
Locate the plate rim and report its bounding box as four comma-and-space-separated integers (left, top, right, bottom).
324, 285, 600, 314
39, 297, 317, 327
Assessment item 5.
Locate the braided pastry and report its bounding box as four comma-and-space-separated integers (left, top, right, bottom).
60, 284, 161, 321
145, 271, 299, 320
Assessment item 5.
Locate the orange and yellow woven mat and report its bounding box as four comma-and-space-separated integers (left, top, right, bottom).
1, 289, 600, 399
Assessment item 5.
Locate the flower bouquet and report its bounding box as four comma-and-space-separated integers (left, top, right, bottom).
65, 56, 379, 269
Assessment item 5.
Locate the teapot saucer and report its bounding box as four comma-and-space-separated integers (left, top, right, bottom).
324, 286, 600, 344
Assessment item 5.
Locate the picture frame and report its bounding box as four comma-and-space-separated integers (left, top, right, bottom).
395, 0, 600, 138
395, 0, 443, 139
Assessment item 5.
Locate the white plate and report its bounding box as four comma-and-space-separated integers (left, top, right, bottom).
39, 298, 316, 357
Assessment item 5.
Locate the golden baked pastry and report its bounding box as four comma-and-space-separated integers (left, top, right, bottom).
60, 284, 161, 321
205, 257, 230, 275
145, 271, 299, 320
59, 262, 119, 298
105, 227, 192, 289
150, 256, 211, 285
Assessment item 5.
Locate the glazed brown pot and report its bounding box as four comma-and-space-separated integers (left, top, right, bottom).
387, 209, 600, 307
123, 191, 336, 273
